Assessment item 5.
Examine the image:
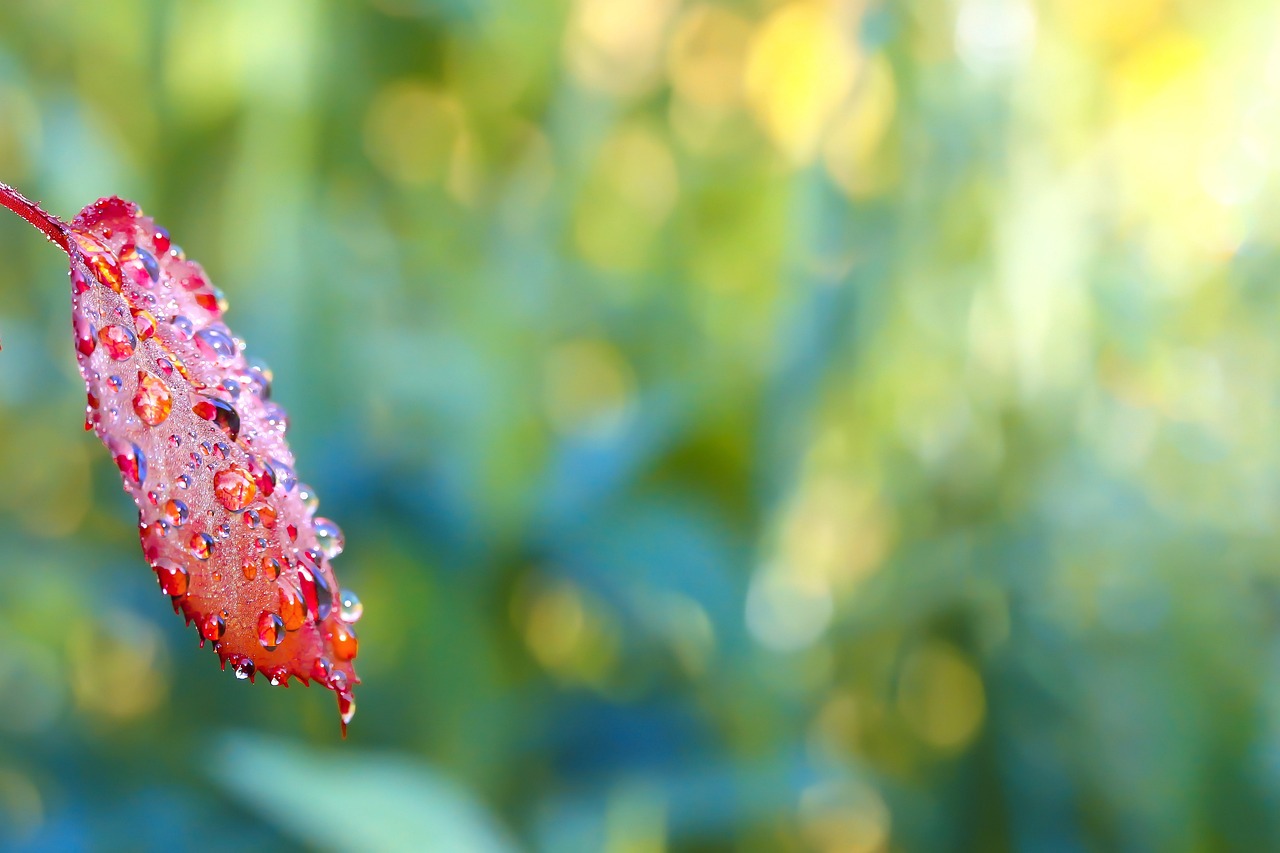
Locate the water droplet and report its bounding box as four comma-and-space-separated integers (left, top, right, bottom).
221, 378, 241, 399
242, 558, 258, 581
246, 358, 273, 399
287, 524, 298, 542
213, 464, 257, 511
153, 560, 189, 596
133, 372, 173, 426
298, 557, 335, 622
338, 589, 363, 623
107, 375, 123, 392
327, 622, 358, 660
314, 518, 345, 559
297, 483, 319, 514
243, 509, 261, 528
201, 612, 225, 641
132, 309, 158, 341
276, 580, 307, 631
234, 658, 255, 680
339, 690, 356, 729
261, 555, 282, 580
161, 498, 189, 527
134, 245, 160, 282
176, 474, 191, 490
264, 403, 289, 433
112, 440, 147, 486
156, 356, 174, 377
192, 397, 240, 441
257, 612, 286, 651
169, 315, 194, 341
74, 315, 96, 357
247, 456, 276, 497
194, 291, 220, 314
257, 505, 278, 529
195, 327, 237, 363
188, 532, 214, 560
98, 324, 137, 360
311, 656, 332, 683
72, 268, 90, 294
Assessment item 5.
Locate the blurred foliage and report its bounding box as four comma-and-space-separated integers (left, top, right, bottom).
2, 0, 1280, 850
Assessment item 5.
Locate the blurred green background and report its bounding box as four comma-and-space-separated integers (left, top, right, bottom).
0, 0, 1278, 850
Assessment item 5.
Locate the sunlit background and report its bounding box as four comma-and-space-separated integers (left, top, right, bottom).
1, 0, 1279, 849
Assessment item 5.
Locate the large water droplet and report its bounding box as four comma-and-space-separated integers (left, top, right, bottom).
278, 581, 307, 631
313, 518, 344, 559
213, 464, 257, 512
192, 397, 240, 441
257, 612, 285, 651
133, 372, 173, 426
98, 324, 137, 360
161, 498, 189, 527
338, 589, 363, 623
195, 327, 237, 363
188, 532, 214, 560
201, 612, 225, 641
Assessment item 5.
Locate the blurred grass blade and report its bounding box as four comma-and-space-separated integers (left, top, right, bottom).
210, 732, 522, 853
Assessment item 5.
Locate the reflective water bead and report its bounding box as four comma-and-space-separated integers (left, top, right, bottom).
213, 464, 257, 511
233, 659, 255, 680
338, 589, 363, 623
107, 375, 123, 392
297, 483, 319, 514
176, 473, 191, 489
132, 309, 158, 341
327, 621, 358, 661
314, 518, 344, 559
192, 397, 241, 441
194, 327, 237, 363
261, 555, 282, 580
188, 532, 214, 560
243, 509, 261, 528
133, 372, 173, 426
98, 324, 137, 360
200, 612, 225, 641
74, 315, 96, 356
221, 378, 241, 399
242, 557, 258, 581
257, 612, 285, 651
169, 315, 194, 341
247, 456, 276, 497
152, 226, 170, 255
277, 581, 307, 630
112, 440, 147, 486
161, 498, 189, 527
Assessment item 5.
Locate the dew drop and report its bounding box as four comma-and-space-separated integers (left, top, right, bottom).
133, 372, 173, 426
234, 659, 255, 680
161, 498, 189, 527
242, 558, 258, 581
257, 612, 286, 651
169, 315, 194, 341
98, 324, 137, 360
314, 518, 345, 559
176, 473, 191, 490
213, 464, 257, 511
338, 589, 363, 623
188, 531, 214, 560
201, 612, 226, 641
194, 327, 237, 363
192, 397, 241, 442
112, 440, 147, 486
297, 483, 319, 514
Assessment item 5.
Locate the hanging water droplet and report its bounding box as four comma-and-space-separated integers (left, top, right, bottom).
314, 518, 344, 559
194, 327, 237, 363
297, 483, 319, 514
338, 589, 363, 623
233, 658, 255, 680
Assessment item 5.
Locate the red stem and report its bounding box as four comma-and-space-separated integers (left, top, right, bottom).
0, 182, 69, 253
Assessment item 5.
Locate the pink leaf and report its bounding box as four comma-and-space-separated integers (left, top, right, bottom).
1, 184, 360, 735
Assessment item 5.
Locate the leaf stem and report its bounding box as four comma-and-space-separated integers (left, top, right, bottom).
0, 182, 69, 253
